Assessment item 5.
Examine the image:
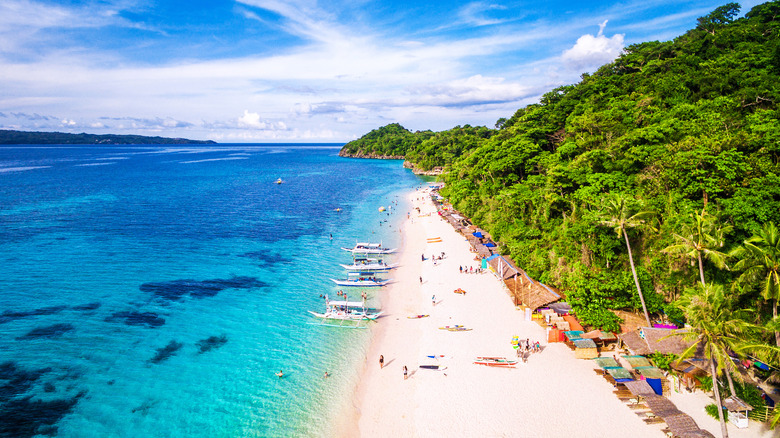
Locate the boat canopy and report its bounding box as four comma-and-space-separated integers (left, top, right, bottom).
327, 300, 366, 308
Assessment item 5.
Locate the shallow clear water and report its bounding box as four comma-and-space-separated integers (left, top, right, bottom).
0, 145, 420, 437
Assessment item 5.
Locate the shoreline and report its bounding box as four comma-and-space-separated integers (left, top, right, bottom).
345, 188, 669, 437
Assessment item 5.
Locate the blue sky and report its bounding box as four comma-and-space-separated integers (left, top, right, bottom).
0, 0, 763, 142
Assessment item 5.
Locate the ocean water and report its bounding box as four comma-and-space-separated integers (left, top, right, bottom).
0, 145, 420, 438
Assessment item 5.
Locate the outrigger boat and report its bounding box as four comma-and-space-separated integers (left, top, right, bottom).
341, 242, 397, 255
438, 325, 472, 331
331, 273, 391, 287
473, 357, 518, 367
308, 296, 382, 328
339, 258, 398, 272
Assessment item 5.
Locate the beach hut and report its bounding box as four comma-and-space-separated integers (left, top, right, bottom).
723, 396, 752, 429
617, 327, 693, 356
573, 338, 598, 359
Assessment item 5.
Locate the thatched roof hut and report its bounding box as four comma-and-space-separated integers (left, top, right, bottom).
618, 327, 693, 355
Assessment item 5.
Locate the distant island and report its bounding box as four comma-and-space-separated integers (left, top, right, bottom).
0, 129, 217, 145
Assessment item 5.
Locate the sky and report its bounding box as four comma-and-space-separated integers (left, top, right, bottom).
0, 0, 765, 143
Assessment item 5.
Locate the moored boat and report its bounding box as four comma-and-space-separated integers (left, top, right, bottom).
473, 357, 518, 367
341, 242, 396, 255
330, 274, 391, 287
339, 259, 398, 272
308, 296, 382, 326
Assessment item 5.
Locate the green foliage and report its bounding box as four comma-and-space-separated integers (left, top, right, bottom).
342, 2, 780, 332
341, 123, 432, 157
705, 403, 726, 419
698, 375, 714, 392
0, 129, 215, 145
649, 353, 678, 371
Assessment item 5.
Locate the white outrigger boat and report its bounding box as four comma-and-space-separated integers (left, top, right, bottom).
341, 242, 396, 255
309, 296, 382, 328
330, 273, 391, 287
339, 258, 398, 272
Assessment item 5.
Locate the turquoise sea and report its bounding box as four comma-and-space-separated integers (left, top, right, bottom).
0, 145, 420, 437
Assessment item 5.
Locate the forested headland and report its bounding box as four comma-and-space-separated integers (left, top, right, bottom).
0, 129, 216, 145
341, 2, 780, 341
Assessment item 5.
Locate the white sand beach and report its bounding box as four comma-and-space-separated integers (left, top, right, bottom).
339, 188, 777, 438
343, 189, 665, 438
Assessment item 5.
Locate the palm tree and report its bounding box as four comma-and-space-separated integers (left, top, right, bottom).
731, 222, 780, 346
664, 207, 732, 287
597, 194, 654, 327
674, 283, 777, 438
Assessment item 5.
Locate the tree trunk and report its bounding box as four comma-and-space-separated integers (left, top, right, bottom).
775, 300, 780, 347
711, 358, 730, 438
623, 227, 652, 327
725, 366, 736, 400
698, 251, 707, 287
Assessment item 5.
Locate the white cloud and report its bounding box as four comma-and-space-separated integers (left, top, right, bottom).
237, 110, 287, 131
562, 20, 625, 71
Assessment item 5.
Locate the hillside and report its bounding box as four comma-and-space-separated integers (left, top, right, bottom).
0, 129, 216, 145
340, 2, 780, 331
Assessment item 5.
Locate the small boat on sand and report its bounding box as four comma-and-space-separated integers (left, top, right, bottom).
419, 364, 447, 371
438, 325, 472, 331
473, 357, 517, 367
407, 314, 429, 319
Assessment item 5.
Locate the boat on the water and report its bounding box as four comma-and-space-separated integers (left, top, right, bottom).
339, 259, 398, 272
341, 242, 396, 255
473, 357, 518, 367
275, 178, 283, 184
308, 296, 382, 328
330, 273, 391, 287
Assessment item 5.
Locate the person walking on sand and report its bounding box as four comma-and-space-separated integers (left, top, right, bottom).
403, 366, 408, 380
432, 295, 436, 306
379, 355, 384, 369
419, 276, 423, 284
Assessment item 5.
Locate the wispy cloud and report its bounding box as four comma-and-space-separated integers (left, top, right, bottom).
0, 0, 743, 141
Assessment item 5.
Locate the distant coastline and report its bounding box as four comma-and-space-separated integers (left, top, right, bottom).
0, 129, 217, 145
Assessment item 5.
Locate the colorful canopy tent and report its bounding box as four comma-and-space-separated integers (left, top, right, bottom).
563, 315, 584, 332
549, 302, 572, 315
564, 331, 584, 342
472, 231, 484, 238
607, 367, 635, 382
623, 355, 654, 369
638, 367, 666, 395
593, 356, 622, 369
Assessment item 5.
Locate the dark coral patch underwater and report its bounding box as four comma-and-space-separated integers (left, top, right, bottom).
149, 340, 184, 364
16, 323, 74, 340
139, 276, 268, 301
196, 335, 228, 353
105, 311, 165, 328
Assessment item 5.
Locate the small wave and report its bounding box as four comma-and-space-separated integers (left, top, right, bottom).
0, 166, 51, 173
180, 157, 249, 164
75, 162, 115, 167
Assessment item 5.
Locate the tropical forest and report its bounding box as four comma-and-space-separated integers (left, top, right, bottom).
340, 2, 780, 432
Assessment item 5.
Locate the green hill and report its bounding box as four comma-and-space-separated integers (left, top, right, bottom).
0, 129, 216, 145
341, 2, 780, 332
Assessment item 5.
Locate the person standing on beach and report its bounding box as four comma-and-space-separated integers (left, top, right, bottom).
419, 276, 423, 284
432, 295, 436, 306
379, 355, 384, 369
403, 366, 408, 380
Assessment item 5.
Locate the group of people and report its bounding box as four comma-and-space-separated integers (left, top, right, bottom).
380, 354, 409, 380
459, 265, 482, 274
516, 338, 542, 363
